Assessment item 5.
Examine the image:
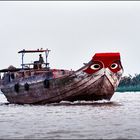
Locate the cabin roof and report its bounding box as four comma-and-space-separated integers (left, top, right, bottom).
18, 49, 50, 53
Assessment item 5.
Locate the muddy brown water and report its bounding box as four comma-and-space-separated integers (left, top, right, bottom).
0, 92, 140, 139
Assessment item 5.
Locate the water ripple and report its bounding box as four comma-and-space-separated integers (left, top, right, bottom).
0, 92, 140, 139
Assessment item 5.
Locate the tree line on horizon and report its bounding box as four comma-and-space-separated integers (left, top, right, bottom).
117, 74, 140, 92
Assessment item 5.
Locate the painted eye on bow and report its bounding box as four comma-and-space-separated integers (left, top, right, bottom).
83, 61, 103, 74
110, 63, 118, 69
90, 64, 100, 70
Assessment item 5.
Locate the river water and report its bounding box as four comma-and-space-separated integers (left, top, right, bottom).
0, 92, 140, 139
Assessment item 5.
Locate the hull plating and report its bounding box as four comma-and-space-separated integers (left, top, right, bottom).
1, 67, 121, 104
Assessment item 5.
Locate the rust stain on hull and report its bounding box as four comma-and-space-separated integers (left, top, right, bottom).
2, 70, 120, 104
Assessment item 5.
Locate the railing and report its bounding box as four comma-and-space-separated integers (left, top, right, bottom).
21, 62, 50, 69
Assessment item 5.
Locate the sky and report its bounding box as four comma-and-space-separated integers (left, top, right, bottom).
0, 1, 140, 76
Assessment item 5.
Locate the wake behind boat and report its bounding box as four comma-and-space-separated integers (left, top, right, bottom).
0, 49, 123, 104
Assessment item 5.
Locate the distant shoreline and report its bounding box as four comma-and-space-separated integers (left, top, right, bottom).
116, 86, 140, 92
118, 74, 140, 92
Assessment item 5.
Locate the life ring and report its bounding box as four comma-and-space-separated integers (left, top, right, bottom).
24, 83, 29, 91
14, 83, 19, 93
43, 79, 50, 88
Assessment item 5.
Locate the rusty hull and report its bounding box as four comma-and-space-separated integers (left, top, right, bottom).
1, 66, 122, 104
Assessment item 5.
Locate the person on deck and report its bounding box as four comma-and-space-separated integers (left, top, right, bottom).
38, 54, 44, 68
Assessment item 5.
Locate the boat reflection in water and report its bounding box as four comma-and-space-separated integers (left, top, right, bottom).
0, 49, 123, 104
